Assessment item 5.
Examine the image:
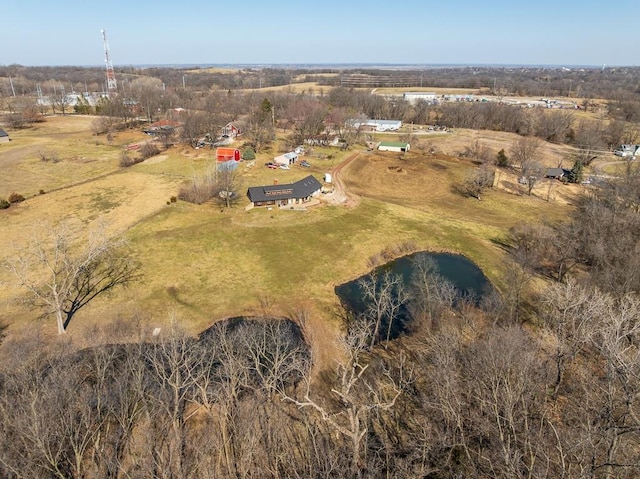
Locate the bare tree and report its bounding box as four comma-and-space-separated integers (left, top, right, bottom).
282, 320, 408, 477
212, 162, 240, 209
541, 280, 602, 399
462, 164, 495, 200
358, 270, 409, 346
407, 256, 457, 331
5, 223, 140, 334
572, 119, 603, 166
509, 136, 542, 169
521, 158, 544, 196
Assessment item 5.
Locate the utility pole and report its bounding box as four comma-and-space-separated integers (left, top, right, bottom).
8, 77, 16, 97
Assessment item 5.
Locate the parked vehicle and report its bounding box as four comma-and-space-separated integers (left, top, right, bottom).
300, 160, 311, 168
279, 164, 290, 170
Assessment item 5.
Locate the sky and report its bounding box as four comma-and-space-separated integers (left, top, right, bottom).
1, 0, 638, 67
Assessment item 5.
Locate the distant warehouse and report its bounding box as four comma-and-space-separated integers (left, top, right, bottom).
403, 91, 438, 104
347, 119, 402, 132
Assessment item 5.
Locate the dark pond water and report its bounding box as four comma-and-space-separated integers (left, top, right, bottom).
334, 252, 492, 339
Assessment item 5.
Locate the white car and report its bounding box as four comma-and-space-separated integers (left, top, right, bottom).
279, 164, 290, 170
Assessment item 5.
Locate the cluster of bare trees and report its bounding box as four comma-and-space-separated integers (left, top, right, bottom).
3, 264, 640, 478
0, 316, 310, 479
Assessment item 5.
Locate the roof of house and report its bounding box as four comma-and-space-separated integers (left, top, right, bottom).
379, 142, 409, 148
0, 128, 8, 137
216, 147, 239, 156
149, 119, 181, 129
274, 152, 298, 160
247, 175, 322, 203
545, 168, 567, 177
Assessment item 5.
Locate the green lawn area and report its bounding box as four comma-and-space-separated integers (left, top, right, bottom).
0, 116, 575, 347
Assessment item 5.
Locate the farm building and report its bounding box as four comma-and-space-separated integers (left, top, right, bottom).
274, 152, 298, 166
246, 175, 322, 208
378, 142, 410, 153
545, 168, 569, 179
403, 92, 438, 104
347, 119, 402, 132
614, 144, 640, 157
216, 148, 241, 162
221, 122, 243, 138
143, 119, 181, 135
0, 128, 9, 143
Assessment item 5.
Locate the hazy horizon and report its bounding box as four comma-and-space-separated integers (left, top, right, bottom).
2, 1, 638, 67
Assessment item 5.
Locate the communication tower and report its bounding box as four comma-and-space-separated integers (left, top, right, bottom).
101, 29, 117, 94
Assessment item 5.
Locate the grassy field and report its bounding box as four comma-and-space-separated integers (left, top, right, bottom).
0, 115, 577, 364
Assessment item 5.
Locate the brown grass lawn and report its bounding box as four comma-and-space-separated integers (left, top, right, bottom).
0, 116, 578, 366
0, 115, 149, 197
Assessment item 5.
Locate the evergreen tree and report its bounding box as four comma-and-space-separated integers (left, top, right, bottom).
496, 148, 509, 167
242, 147, 256, 161
569, 160, 583, 183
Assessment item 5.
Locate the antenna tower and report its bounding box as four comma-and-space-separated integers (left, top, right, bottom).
101, 29, 117, 94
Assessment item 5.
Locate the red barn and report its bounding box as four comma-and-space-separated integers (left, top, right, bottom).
216, 148, 241, 162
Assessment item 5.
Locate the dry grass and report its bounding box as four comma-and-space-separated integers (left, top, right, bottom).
0, 114, 579, 368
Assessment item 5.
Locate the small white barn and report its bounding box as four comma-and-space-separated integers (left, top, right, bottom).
378, 141, 410, 153
323, 173, 332, 183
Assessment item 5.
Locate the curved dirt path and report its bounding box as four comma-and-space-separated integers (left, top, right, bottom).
323, 151, 361, 207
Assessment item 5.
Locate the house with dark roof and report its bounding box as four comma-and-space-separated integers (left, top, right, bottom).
545, 168, 570, 179
0, 128, 9, 143
247, 175, 322, 208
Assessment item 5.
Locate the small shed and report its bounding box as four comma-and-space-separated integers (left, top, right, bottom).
274, 152, 298, 165
323, 173, 332, 183
0, 128, 10, 143
216, 148, 241, 162
378, 141, 410, 153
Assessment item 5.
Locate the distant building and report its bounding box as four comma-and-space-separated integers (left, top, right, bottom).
403, 92, 438, 104
614, 144, 640, 157
378, 141, 410, 153
347, 119, 402, 132
221, 121, 244, 138
0, 128, 9, 143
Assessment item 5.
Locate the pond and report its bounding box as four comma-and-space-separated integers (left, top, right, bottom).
334, 251, 493, 339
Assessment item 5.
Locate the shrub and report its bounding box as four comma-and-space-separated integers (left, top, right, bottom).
170, 196, 177, 203
0, 198, 10, 209
39, 189, 45, 195
8, 193, 25, 204
139, 142, 161, 159
119, 151, 144, 167
242, 147, 256, 161
178, 180, 216, 204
